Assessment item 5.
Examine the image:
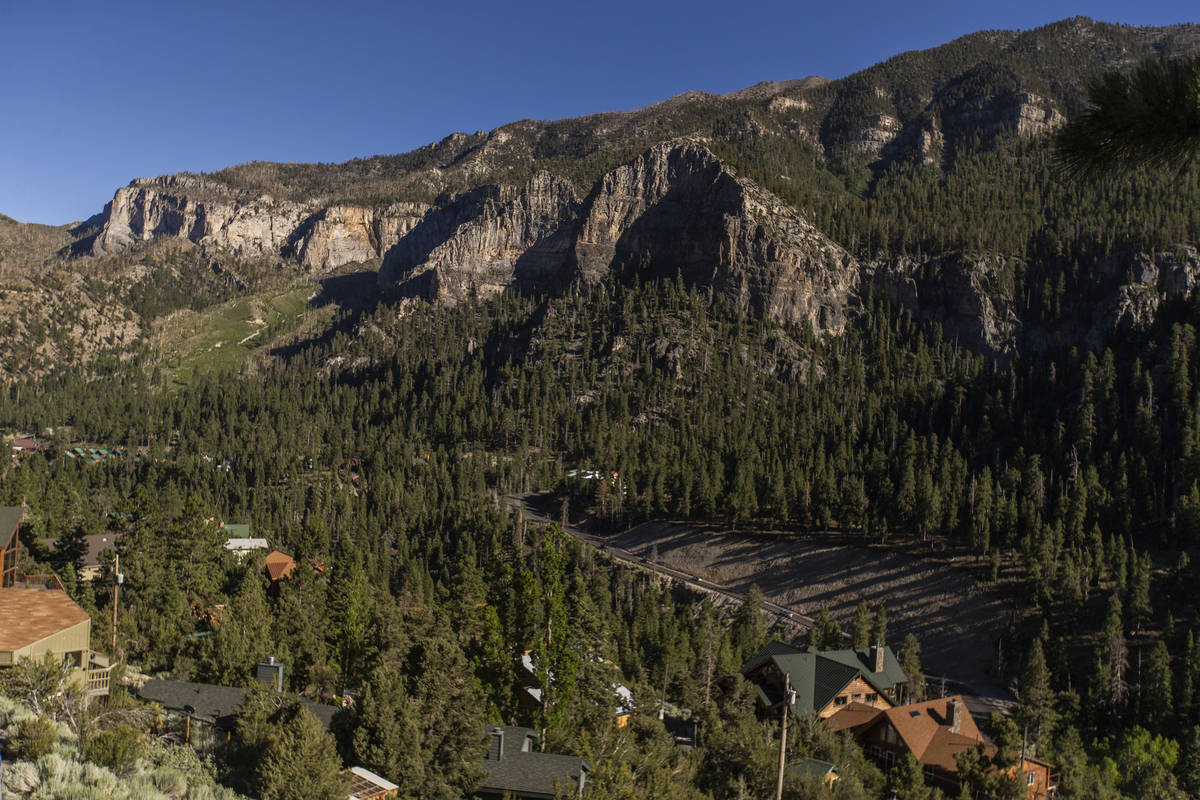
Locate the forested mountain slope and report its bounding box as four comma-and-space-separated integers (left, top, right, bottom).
4, 15, 1200, 800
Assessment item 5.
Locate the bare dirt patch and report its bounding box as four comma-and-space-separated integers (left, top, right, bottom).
609, 522, 1013, 693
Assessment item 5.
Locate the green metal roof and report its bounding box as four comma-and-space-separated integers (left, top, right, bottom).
817, 647, 908, 693
741, 641, 908, 713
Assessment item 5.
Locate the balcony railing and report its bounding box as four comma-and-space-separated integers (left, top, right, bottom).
85, 651, 111, 698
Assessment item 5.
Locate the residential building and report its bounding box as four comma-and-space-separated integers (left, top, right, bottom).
264, 550, 297, 581
477, 725, 590, 799
138, 658, 341, 754
518, 650, 634, 725
79, 533, 121, 581
790, 757, 839, 788
829, 695, 1057, 799
739, 641, 908, 718
223, 536, 269, 558
0, 570, 111, 699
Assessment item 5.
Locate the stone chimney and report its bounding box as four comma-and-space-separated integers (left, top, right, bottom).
949, 698, 964, 733
872, 643, 885, 673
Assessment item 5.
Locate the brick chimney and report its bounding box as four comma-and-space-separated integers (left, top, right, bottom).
949, 698, 964, 733
872, 643, 885, 673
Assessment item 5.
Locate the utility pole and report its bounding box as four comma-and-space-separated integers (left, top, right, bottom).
111, 552, 123, 654
775, 673, 795, 800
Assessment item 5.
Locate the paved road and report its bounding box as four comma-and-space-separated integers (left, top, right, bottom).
505, 492, 1018, 718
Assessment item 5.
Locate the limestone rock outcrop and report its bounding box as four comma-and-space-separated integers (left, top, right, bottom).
379, 173, 580, 303
571, 141, 857, 333
88, 177, 308, 258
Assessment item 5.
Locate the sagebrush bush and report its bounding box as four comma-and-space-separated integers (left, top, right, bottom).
83, 723, 143, 774
14, 716, 58, 761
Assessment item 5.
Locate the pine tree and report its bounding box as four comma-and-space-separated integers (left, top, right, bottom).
1018, 637, 1057, 747
808, 607, 844, 650
1140, 639, 1173, 729
890, 751, 935, 800
258, 705, 348, 800
872, 605, 888, 647
851, 600, 872, 649
352, 658, 425, 792
899, 634, 924, 703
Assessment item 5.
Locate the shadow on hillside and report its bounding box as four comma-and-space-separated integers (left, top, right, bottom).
270, 269, 383, 362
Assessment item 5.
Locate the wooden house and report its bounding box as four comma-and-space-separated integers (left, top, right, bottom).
0, 570, 110, 699
477, 726, 590, 799
829, 695, 1057, 799
740, 641, 908, 718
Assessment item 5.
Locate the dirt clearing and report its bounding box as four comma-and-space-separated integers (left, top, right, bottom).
609, 522, 1013, 694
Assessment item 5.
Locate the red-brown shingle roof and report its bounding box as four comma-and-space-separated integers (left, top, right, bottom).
264, 550, 297, 581
0, 587, 91, 652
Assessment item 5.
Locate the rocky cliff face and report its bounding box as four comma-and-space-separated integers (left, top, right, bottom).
375, 141, 858, 333
89, 177, 308, 258
868, 254, 1021, 357
571, 141, 856, 332
379, 173, 581, 304
1086, 246, 1200, 348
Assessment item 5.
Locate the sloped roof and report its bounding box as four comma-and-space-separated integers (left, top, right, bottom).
817, 647, 908, 691
224, 537, 268, 551
825, 701, 884, 733
346, 766, 398, 799
791, 757, 838, 779
871, 696, 989, 772
741, 641, 907, 713
82, 533, 120, 568
479, 726, 590, 799
138, 679, 341, 730
0, 587, 91, 653
264, 550, 297, 581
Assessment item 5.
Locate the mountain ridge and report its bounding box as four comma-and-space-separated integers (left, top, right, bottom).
4, 16, 1200, 381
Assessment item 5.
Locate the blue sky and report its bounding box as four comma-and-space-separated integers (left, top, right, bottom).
1, 0, 1195, 224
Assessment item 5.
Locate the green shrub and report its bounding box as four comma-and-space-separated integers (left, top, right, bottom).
14, 715, 58, 760
84, 723, 143, 773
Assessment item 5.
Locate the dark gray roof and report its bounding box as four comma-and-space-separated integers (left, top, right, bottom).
82, 533, 120, 568
0, 506, 22, 547
478, 726, 590, 799
138, 679, 341, 730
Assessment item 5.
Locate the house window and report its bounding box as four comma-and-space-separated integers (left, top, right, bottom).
883, 751, 895, 771
885, 725, 896, 745
834, 695, 848, 706
924, 766, 935, 780
1027, 772, 1035, 786
866, 693, 878, 703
